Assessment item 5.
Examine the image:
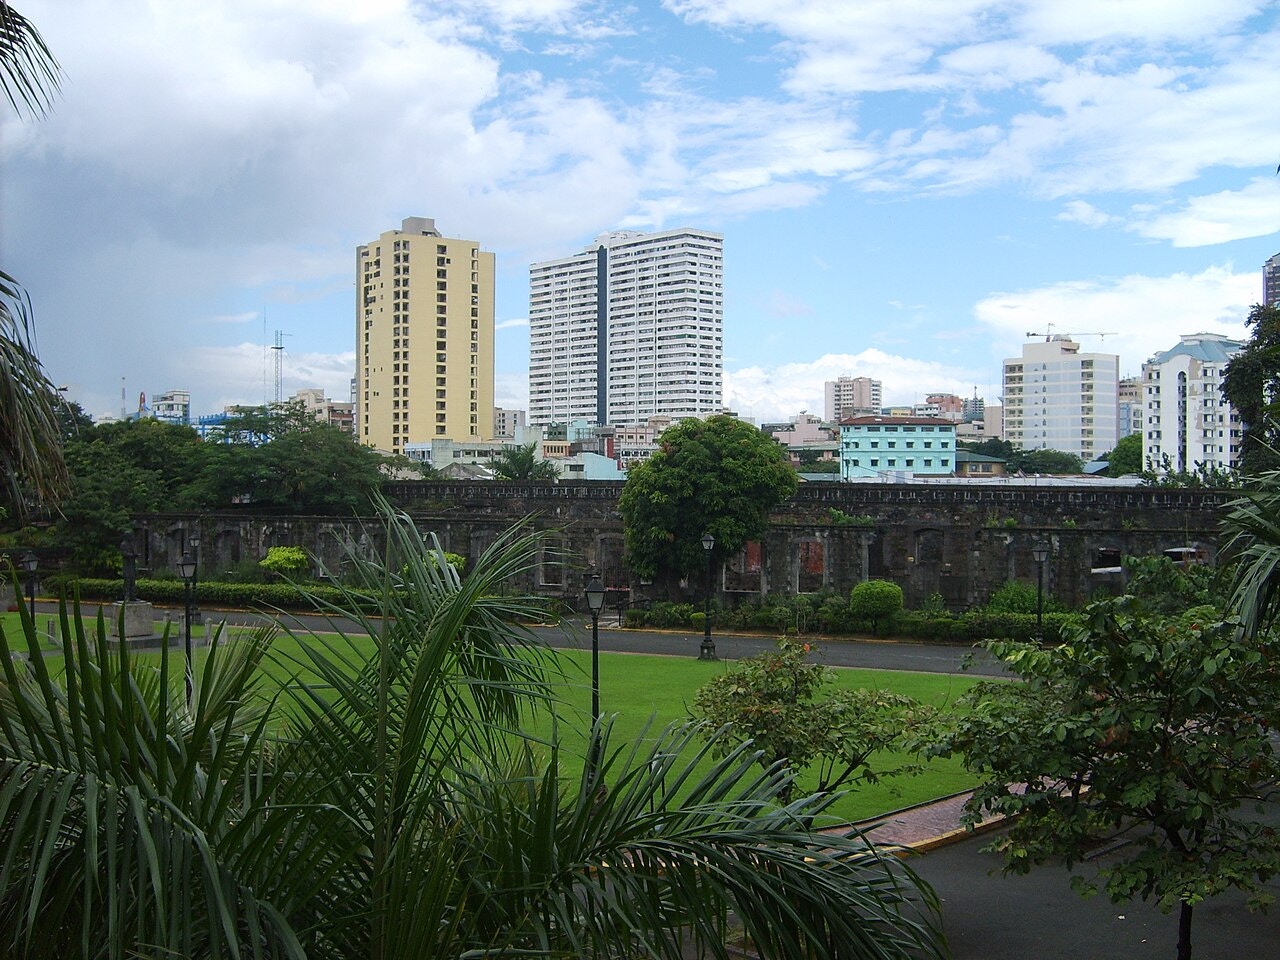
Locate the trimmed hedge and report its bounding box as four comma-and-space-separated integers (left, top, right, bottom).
622, 594, 1074, 645
60, 577, 365, 612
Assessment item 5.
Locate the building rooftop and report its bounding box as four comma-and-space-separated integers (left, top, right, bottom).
839, 415, 957, 427
1146, 332, 1244, 366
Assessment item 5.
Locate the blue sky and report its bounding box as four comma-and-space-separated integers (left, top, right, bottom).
4, 0, 1279, 424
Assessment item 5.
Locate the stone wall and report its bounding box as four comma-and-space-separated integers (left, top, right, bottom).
133, 481, 1232, 610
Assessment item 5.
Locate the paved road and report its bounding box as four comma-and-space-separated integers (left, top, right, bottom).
915, 823, 1280, 960
39, 600, 1006, 677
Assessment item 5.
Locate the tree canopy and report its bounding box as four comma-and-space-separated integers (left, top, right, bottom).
37, 404, 388, 572
1102, 432, 1142, 476
940, 575, 1280, 960
1223, 303, 1280, 476
619, 415, 797, 597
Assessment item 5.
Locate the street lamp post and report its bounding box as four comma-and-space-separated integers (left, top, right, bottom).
19, 553, 36, 621
700, 532, 716, 660
585, 576, 606, 771
178, 553, 197, 705
188, 532, 202, 625
1032, 540, 1050, 641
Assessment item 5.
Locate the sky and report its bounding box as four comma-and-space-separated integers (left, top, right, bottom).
4, 0, 1280, 425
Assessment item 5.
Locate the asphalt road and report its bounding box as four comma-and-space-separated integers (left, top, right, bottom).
917, 823, 1280, 960
80, 602, 1007, 677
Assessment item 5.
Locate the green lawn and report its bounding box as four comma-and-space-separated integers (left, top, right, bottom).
17, 617, 982, 826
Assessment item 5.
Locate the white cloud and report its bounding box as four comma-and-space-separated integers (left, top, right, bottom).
1058, 200, 1114, 228
974, 265, 1257, 374
725, 350, 989, 423
1130, 178, 1280, 247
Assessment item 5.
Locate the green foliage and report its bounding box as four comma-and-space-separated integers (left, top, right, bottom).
1010, 448, 1084, 475
1138, 452, 1241, 489
692, 638, 941, 801
827, 508, 876, 527
259, 545, 310, 576
0, 500, 947, 960
984, 580, 1063, 615
620, 415, 797, 597
488, 442, 560, 481
1223, 467, 1280, 636
1223, 303, 1280, 476
940, 595, 1280, 960
1122, 554, 1221, 615
1102, 432, 1143, 476
849, 579, 904, 634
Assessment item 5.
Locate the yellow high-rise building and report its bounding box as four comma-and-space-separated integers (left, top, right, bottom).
356, 217, 495, 451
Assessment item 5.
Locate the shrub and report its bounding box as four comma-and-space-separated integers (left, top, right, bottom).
260, 546, 310, 577
849, 580, 904, 635
984, 580, 1062, 614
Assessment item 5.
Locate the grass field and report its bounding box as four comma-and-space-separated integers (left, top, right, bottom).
7, 613, 981, 825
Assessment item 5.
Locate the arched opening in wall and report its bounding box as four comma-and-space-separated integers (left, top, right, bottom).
165, 527, 187, 576
597, 536, 626, 590
539, 537, 568, 589
216, 529, 242, 575
724, 541, 762, 599
1091, 546, 1122, 574
796, 539, 825, 593
867, 533, 887, 579
914, 528, 945, 565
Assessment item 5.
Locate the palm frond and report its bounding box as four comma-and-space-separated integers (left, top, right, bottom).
0, 2, 60, 118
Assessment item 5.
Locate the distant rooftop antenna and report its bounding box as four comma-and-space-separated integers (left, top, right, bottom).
271, 329, 291, 406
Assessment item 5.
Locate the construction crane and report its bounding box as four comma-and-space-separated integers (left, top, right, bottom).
1025, 323, 1117, 342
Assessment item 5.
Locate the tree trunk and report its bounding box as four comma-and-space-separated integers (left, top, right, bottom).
1176, 901, 1193, 960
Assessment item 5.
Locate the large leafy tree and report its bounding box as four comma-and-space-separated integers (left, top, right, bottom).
1222, 303, 1280, 476
0, 501, 948, 959
0, 2, 66, 522
940, 590, 1280, 960
620, 415, 797, 598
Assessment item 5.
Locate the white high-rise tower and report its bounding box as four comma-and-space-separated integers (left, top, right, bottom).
528, 229, 723, 427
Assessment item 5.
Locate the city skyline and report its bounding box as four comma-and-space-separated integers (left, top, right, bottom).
4, 1, 1278, 424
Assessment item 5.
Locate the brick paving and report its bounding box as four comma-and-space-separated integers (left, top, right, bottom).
839, 790, 1002, 852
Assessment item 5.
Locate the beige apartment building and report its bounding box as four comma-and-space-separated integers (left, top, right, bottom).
356, 217, 495, 451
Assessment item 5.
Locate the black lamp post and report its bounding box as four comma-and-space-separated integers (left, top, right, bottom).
699, 532, 716, 660
178, 552, 197, 704
585, 575, 606, 726
585, 575, 606, 774
188, 531, 202, 625
19, 552, 36, 621
1032, 540, 1050, 641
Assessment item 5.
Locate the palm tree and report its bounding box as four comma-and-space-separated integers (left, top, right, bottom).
1223, 468, 1280, 636
0, 500, 946, 959
489, 441, 561, 481
1, 2, 68, 521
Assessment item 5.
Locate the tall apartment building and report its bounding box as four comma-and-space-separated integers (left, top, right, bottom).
528, 228, 723, 427
1002, 336, 1119, 460
1142, 333, 1243, 473
1265, 252, 1280, 307
356, 217, 495, 451
824, 376, 881, 422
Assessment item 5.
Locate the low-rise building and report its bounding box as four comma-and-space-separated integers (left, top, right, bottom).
838, 415, 957, 480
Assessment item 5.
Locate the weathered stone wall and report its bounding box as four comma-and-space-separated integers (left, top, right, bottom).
134, 481, 1232, 610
